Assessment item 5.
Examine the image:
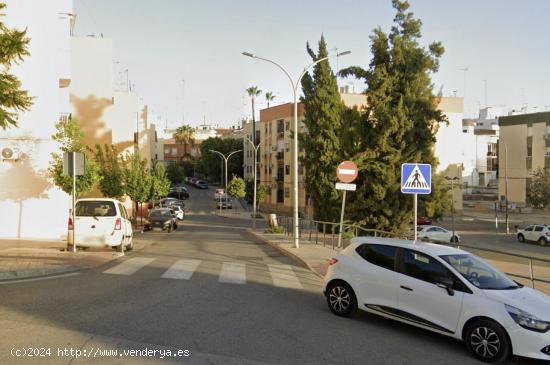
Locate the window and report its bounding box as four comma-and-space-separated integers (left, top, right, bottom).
527, 145, 532, 157
285, 165, 290, 175
527, 126, 533, 137
284, 187, 290, 198
285, 121, 290, 131
171, 147, 177, 157
525, 225, 534, 232
75, 201, 116, 217
534, 226, 544, 232
402, 249, 453, 286
355, 244, 396, 271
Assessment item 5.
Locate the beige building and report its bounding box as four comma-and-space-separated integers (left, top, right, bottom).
498, 111, 550, 205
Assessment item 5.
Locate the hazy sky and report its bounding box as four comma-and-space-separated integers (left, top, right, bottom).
74, 0, 550, 128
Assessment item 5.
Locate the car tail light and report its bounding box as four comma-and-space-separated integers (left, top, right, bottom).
328, 258, 338, 266
114, 218, 122, 230
68, 217, 73, 230
546, 232, 550, 237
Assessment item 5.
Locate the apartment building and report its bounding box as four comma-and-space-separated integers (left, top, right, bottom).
0, 0, 73, 240
498, 111, 550, 205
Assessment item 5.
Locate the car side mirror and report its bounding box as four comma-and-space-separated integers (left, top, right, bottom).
436, 280, 455, 296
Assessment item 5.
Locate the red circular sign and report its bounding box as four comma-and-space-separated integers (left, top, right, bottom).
336, 161, 358, 183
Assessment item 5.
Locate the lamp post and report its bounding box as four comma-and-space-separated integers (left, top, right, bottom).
210, 149, 243, 190
244, 136, 263, 229
492, 137, 509, 234
445, 176, 459, 242
242, 50, 351, 248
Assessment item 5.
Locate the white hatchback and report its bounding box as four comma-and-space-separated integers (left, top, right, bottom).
324, 237, 550, 363
68, 198, 133, 251
417, 225, 460, 243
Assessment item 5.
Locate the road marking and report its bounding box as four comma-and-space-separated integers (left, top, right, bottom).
161, 259, 201, 280
268, 264, 303, 289
0, 272, 80, 285
103, 257, 155, 275
219, 262, 246, 284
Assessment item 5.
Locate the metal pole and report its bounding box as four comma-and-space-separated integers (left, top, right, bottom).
414, 193, 418, 244
253, 145, 257, 229
337, 190, 347, 248
504, 141, 509, 234
72, 152, 76, 253
451, 179, 455, 239
224, 157, 228, 190
529, 258, 535, 288
292, 90, 299, 248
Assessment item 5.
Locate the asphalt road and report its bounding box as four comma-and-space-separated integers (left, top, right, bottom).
0, 186, 546, 364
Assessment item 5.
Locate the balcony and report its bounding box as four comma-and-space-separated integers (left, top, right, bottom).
276, 152, 284, 161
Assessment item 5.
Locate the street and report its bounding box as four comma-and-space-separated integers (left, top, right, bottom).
0, 189, 546, 365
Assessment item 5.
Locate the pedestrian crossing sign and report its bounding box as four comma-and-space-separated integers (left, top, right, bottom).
401, 163, 431, 194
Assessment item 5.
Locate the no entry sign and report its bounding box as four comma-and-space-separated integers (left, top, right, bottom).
336, 161, 358, 183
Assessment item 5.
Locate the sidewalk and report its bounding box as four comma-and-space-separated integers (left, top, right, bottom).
0, 235, 153, 282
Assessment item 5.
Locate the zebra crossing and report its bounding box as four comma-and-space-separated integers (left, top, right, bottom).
103, 257, 318, 289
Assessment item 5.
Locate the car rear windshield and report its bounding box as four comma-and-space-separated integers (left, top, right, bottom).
76, 201, 117, 217
150, 210, 171, 218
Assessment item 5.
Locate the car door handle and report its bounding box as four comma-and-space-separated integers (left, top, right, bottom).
400, 285, 413, 292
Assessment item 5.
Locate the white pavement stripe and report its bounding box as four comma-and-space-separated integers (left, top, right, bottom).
103, 257, 155, 275
161, 259, 201, 280
268, 264, 303, 289
219, 262, 246, 284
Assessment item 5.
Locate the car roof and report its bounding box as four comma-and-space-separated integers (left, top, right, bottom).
419, 225, 445, 230
349, 236, 464, 256
76, 198, 121, 203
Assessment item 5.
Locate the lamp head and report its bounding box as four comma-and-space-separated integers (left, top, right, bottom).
242, 52, 255, 58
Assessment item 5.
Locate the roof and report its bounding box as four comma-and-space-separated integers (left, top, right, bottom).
349, 236, 464, 256
76, 198, 121, 203
499, 111, 550, 126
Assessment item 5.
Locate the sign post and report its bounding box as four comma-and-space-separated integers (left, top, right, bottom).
336, 161, 358, 248
63, 152, 85, 253
401, 163, 431, 244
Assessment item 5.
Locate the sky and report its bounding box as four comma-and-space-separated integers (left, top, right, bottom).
73, 0, 550, 129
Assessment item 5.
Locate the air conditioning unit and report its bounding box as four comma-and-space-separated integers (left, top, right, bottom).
1, 145, 22, 161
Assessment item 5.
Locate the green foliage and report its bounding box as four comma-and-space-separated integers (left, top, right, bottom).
166, 161, 185, 184
264, 226, 285, 234
0, 3, 33, 129
197, 137, 243, 182
527, 167, 550, 208
94, 144, 124, 198
122, 151, 151, 215
173, 124, 195, 160
337, 0, 447, 232
245, 181, 268, 206
300, 35, 345, 223
265, 91, 275, 108
256, 184, 267, 204
227, 176, 246, 199
149, 163, 171, 201
48, 118, 100, 196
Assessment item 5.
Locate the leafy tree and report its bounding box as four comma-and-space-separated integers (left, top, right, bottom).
527, 167, 550, 208
338, 0, 447, 232
0, 3, 33, 129
173, 124, 195, 161
166, 161, 185, 184
227, 176, 246, 199
256, 184, 268, 211
48, 118, 100, 197
246, 86, 262, 145
265, 91, 275, 108
149, 162, 171, 201
94, 144, 124, 198
122, 151, 151, 219
197, 137, 243, 182
300, 35, 345, 223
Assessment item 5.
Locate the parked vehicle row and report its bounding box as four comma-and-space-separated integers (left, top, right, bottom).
144, 208, 178, 232
324, 237, 550, 363
186, 177, 208, 189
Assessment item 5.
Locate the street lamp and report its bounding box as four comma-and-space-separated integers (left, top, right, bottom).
244, 136, 263, 229
445, 176, 459, 242
492, 137, 509, 234
209, 149, 243, 190
242, 49, 351, 248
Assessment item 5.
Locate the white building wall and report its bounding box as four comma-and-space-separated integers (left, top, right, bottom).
435, 111, 476, 175
0, 0, 73, 240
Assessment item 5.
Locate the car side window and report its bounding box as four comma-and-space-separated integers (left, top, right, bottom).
426, 228, 436, 232
117, 204, 125, 219
356, 244, 397, 271
402, 249, 457, 287
525, 226, 534, 231
534, 226, 544, 232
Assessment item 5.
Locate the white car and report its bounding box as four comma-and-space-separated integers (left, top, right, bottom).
417, 225, 460, 243
68, 198, 133, 252
214, 189, 226, 200
171, 205, 185, 220
517, 224, 549, 247
324, 237, 550, 363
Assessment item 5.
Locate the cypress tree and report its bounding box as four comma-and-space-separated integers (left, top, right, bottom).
300, 35, 345, 222
339, 0, 447, 232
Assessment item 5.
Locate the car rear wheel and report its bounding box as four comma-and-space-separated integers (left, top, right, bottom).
517, 234, 525, 243
538, 237, 548, 247
326, 281, 357, 317
465, 319, 510, 363
125, 236, 134, 251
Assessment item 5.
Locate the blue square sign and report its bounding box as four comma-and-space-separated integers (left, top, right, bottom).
401, 163, 431, 194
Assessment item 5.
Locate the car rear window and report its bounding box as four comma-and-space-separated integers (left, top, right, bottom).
150, 210, 171, 217
356, 244, 397, 271
76, 201, 117, 217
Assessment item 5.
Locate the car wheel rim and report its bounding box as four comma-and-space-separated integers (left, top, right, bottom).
470, 327, 500, 359
329, 286, 350, 313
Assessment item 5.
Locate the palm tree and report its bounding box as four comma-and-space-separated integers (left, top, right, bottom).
265, 91, 275, 108
173, 125, 195, 162
246, 86, 262, 145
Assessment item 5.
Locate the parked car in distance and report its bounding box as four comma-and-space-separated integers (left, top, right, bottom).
168, 187, 189, 200
216, 197, 233, 209
417, 216, 432, 225
144, 208, 176, 232
68, 198, 133, 252
195, 180, 208, 189
214, 189, 226, 200
417, 225, 460, 243
324, 237, 550, 363
517, 224, 549, 246
171, 205, 185, 220
190, 177, 199, 186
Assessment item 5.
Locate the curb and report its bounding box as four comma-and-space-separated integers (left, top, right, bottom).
0, 265, 87, 282
247, 229, 324, 279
